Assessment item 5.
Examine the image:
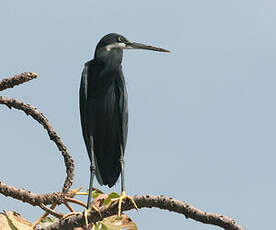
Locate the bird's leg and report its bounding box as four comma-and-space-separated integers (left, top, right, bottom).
110, 153, 138, 217
79, 159, 101, 229
63, 157, 100, 230
120, 152, 125, 194
87, 160, 96, 209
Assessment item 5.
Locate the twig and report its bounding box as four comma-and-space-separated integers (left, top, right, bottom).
64, 202, 74, 212
39, 204, 64, 219
65, 197, 87, 208
42, 195, 244, 230
0, 72, 37, 91
32, 203, 57, 229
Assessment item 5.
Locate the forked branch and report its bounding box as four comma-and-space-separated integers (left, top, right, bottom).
0, 72, 74, 206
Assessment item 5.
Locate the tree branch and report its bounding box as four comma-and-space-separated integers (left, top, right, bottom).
0, 72, 37, 91
0, 181, 76, 206
39, 204, 64, 219
0, 96, 74, 196
0, 73, 74, 208
42, 195, 244, 230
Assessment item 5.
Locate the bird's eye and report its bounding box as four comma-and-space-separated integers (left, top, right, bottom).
117, 36, 123, 42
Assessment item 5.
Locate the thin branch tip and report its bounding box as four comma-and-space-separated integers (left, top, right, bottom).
0, 72, 38, 91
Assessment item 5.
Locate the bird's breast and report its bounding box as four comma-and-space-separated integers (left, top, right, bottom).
87, 65, 123, 100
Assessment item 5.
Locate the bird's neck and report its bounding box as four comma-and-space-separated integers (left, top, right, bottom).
95, 48, 123, 68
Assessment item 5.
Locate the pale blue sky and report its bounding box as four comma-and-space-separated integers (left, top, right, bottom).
1, 1, 276, 229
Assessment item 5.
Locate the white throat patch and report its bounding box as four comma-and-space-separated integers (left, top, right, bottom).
105, 42, 126, 51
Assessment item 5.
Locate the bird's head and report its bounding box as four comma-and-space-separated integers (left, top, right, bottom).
94, 33, 170, 65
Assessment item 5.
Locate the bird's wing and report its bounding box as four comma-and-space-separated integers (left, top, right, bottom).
80, 62, 128, 187
79, 61, 92, 160
117, 67, 128, 153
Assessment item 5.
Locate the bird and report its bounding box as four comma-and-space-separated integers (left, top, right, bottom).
79, 33, 169, 216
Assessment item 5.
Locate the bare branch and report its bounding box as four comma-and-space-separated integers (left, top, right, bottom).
39, 204, 64, 219
42, 195, 244, 230
33, 203, 57, 229
0, 96, 74, 205
0, 181, 78, 207
0, 96, 74, 194
0, 72, 37, 91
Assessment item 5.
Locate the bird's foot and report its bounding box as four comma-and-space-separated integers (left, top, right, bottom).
62, 205, 101, 230
62, 211, 82, 219
110, 191, 138, 217
84, 205, 102, 230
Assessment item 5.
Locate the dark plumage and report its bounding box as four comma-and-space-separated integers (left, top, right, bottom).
80, 34, 128, 187
80, 33, 169, 209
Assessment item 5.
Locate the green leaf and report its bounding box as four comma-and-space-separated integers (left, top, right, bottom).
39, 217, 58, 228
103, 192, 120, 205
84, 188, 103, 199
40, 216, 57, 223
92, 189, 103, 198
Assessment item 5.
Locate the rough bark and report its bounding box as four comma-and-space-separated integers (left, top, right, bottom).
42, 195, 245, 230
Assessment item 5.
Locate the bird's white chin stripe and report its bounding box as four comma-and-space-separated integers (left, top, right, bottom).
105, 42, 126, 51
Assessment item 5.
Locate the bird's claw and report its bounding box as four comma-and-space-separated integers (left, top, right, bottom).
62, 211, 82, 219
84, 205, 102, 229
62, 205, 101, 230
88, 205, 102, 218
110, 191, 138, 217
62, 211, 90, 230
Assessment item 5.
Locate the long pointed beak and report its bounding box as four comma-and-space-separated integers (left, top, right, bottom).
125, 41, 170, 53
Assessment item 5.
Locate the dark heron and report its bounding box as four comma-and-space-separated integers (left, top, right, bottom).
80, 33, 169, 215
